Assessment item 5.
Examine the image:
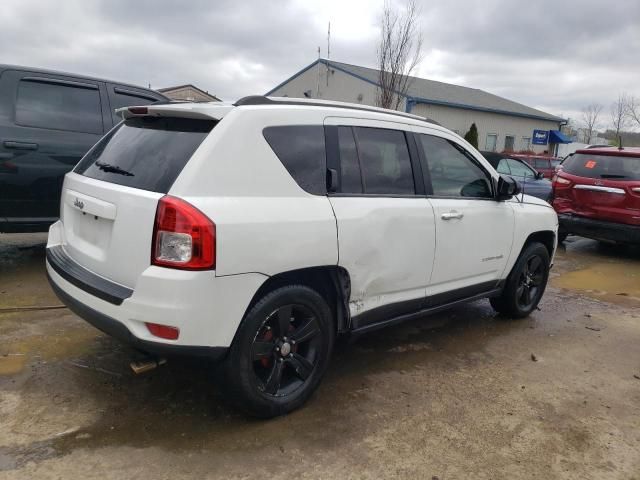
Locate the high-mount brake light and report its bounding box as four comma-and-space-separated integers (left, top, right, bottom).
151, 196, 216, 270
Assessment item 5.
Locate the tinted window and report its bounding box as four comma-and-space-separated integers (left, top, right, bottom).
507, 159, 535, 178
263, 126, 326, 195
75, 117, 215, 193
338, 126, 362, 193
562, 153, 640, 180
16, 80, 103, 134
533, 158, 549, 168
420, 134, 492, 198
110, 91, 158, 123
353, 127, 414, 194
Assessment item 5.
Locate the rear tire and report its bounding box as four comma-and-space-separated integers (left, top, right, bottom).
222, 285, 334, 418
490, 242, 550, 318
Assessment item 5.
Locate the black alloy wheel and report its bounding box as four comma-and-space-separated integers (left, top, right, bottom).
252, 304, 322, 396
490, 242, 550, 318
514, 254, 545, 311
222, 285, 334, 418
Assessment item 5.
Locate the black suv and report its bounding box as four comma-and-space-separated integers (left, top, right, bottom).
0, 65, 168, 233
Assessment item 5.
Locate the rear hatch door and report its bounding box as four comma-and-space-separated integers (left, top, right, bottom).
559, 152, 640, 225
59, 114, 216, 288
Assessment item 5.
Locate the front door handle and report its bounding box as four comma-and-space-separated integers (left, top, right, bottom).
441, 211, 464, 220
3, 141, 39, 150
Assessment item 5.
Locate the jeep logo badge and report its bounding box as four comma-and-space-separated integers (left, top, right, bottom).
74, 198, 85, 210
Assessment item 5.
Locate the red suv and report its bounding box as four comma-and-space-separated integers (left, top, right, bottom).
552, 147, 640, 244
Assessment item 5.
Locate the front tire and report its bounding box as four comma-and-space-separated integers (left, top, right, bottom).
490, 242, 550, 318
222, 285, 334, 418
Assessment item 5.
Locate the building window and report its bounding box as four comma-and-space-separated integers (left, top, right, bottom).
485, 134, 498, 152
504, 135, 515, 152
521, 137, 531, 151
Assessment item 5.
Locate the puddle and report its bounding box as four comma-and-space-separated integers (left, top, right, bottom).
551, 237, 640, 305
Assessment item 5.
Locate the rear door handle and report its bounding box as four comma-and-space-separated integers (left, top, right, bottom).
3, 141, 39, 150
441, 211, 464, 220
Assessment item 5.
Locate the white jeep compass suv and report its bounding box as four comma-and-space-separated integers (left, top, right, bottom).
46, 96, 558, 417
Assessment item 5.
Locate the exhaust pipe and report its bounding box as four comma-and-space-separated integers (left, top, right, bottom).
130, 357, 167, 375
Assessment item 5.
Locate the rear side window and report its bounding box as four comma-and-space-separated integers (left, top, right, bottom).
263, 126, 326, 195
419, 134, 492, 198
533, 158, 549, 169
562, 153, 640, 180
74, 117, 215, 193
16, 79, 103, 134
352, 127, 414, 194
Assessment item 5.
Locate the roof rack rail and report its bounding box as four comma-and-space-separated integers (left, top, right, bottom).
233, 95, 441, 126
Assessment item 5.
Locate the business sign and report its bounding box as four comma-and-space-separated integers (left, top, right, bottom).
532, 129, 549, 145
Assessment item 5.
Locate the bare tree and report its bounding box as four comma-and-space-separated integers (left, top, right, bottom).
610, 93, 629, 141
580, 103, 603, 143
376, 0, 422, 110
627, 95, 640, 129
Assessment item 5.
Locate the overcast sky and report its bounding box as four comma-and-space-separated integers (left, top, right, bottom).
2, 0, 639, 129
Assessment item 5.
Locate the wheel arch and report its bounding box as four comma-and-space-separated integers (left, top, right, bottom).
244, 266, 352, 335
523, 230, 556, 258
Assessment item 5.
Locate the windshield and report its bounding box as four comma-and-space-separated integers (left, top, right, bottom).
74, 117, 216, 193
561, 153, 640, 181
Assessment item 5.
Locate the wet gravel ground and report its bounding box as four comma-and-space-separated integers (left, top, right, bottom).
1, 233, 639, 479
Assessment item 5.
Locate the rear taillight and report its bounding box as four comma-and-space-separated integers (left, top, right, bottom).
151, 196, 215, 270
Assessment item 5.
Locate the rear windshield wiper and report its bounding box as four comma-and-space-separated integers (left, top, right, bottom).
95, 160, 134, 177
600, 174, 627, 179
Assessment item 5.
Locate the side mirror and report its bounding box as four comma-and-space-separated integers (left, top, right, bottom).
536, 171, 545, 180
496, 175, 521, 201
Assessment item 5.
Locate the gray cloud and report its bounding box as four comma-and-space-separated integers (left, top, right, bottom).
1, 0, 638, 129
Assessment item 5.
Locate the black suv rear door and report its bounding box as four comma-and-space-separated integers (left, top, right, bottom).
0, 69, 108, 227
104, 83, 166, 126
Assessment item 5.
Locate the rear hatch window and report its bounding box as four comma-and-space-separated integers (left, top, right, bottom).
74, 116, 216, 193
562, 153, 640, 180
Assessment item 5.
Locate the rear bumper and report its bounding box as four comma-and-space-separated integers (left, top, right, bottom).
47, 272, 228, 359
46, 220, 268, 352
558, 214, 640, 244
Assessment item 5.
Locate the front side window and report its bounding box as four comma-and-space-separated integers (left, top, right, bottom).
420, 134, 493, 198
16, 79, 103, 134
507, 159, 535, 178
496, 159, 511, 175
263, 126, 326, 195
337, 126, 363, 193
352, 127, 415, 194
